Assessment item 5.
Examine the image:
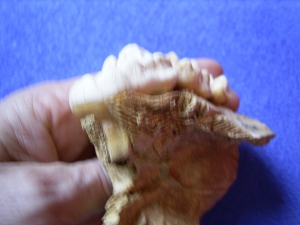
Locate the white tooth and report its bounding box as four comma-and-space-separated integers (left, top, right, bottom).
69, 73, 108, 116
195, 69, 212, 98
201, 69, 209, 77
102, 120, 131, 163
152, 52, 164, 61
141, 53, 154, 68
96, 70, 120, 100
155, 52, 172, 68
179, 58, 191, 68
177, 64, 212, 99
70, 44, 235, 114
178, 59, 193, 85
102, 55, 117, 74
118, 44, 143, 62
167, 51, 179, 67
209, 74, 214, 85
210, 75, 229, 104
191, 59, 200, 72
69, 74, 98, 108
117, 45, 136, 70
134, 67, 178, 94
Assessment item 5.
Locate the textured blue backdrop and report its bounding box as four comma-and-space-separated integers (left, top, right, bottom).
1, 1, 299, 224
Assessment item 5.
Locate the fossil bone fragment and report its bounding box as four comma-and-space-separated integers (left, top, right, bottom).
69, 44, 275, 225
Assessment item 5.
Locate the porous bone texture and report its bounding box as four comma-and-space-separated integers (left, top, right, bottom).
81, 90, 275, 225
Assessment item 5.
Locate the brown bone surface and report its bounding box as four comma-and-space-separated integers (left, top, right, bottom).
81, 90, 275, 225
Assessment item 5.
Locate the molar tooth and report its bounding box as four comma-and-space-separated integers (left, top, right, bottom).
195, 69, 212, 99
201, 68, 209, 78
118, 44, 143, 62
179, 58, 192, 69
152, 52, 170, 68
190, 59, 200, 72
166, 51, 179, 67
210, 75, 229, 105
134, 67, 178, 94
69, 74, 103, 115
141, 54, 154, 68
95, 72, 119, 100
152, 52, 164, 61
176, 59, 212, 99
177, 59, 194, 88
102, 55, 117, 73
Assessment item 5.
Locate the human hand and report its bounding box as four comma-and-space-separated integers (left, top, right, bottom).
0, 59, 239, 225
0, 78, 112, 225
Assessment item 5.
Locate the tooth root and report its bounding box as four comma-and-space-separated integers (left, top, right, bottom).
102, 120, 131, 163
210, 75, 229, 105
106, 165, 135, 195
80, 106, 131, 165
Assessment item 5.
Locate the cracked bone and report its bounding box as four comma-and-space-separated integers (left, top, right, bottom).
69, 44, 275, 225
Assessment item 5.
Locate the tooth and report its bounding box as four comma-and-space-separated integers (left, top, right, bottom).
196, 69, 212, 99
69, 74, 104, 116
166, 51, 179, 67
190, 59, 200, 72
152, 52, 163, 61
69, 44, 179, 165
210, 75, 229, 105
102, 120, 131, 163
176, 59, 212, 99
118, 44, 144, 63
177, 58, 194, 88
102, 55, 117, 73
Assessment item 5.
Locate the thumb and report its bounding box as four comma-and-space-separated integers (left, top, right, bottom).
0, 159, 112, 225
49, 158, 112, 224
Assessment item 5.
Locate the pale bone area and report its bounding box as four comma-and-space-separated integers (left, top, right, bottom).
69, 44, 275, 225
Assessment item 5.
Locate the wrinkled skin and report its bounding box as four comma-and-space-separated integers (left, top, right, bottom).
0, 79, 112, 225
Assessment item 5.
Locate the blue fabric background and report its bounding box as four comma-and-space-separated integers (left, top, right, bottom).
0, 1, 299, 224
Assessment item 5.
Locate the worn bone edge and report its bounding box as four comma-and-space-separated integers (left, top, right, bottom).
80, 90, 275, 225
